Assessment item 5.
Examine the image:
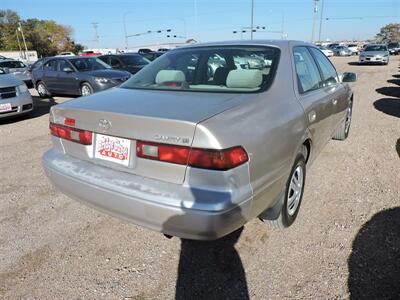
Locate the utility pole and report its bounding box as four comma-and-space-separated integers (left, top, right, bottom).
250, 0, 255, 40
18, 22, 29, 62
318, 0, 325, 42
311, 0, 320, 43
91, 22, 100, 49
15, 29, 22, 58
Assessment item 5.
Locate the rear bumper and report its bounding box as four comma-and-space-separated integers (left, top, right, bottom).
359, 56, 389, 64
42, 149, 253, 240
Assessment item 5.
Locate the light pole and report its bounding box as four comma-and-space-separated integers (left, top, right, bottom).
311, 0, 320, 43
250, 0, 255, 40
18, 22, 29, 62
318, 0, 325, 42
123, 11, 133, 50
15, 30, 22, 58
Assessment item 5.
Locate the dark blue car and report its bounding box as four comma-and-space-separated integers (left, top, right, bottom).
32, 56, 131, 98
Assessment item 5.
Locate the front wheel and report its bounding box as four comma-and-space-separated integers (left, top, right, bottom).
263, 151, 307, 229
36, 81, 51, 98
80, 82, 93, 96
333, 101, 353, 140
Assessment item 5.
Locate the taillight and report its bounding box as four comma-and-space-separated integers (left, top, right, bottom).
50, 123, 92, 145
136, 141, 248, 170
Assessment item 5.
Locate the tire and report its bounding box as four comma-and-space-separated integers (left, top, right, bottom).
264, 148, 307, 229
80, 82, 93, 96
36, 81, 51, 98
333, 100, 353, 140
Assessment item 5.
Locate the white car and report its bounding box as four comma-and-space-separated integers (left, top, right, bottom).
318, 46, 334, 57
347, 44, 359, 55
56, 52, 76, 57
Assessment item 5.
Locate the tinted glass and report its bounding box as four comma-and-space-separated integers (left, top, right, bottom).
293, 47, 322, 94
44, 60, 57, 71
121, 46, 280, 93
364, 45, 387, 52
98, 56, 109, 64
69, 57, 111, 71
309, 47, 338, 86
119, 55, 150, 66
31, 59, 44, 70
0, 60, 25, 68
58, 59, 72, 71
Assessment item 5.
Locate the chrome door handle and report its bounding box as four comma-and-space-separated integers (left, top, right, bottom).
332, 99, 338, 105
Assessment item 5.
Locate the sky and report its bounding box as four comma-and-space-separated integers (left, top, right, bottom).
2, 0, 399, 49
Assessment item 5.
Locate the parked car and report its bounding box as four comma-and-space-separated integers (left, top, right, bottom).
98, 54, 150, 74
347, 44, 359, 55
80, 50, 101, 57
139, 51, 166, 61
32, 56, 131, 97
359, 44, 389, 65
42, 40, 356, 240
138, 48, 153, 54
0, 55, 8, 60
318, 46, 334, 57
0, 59, 32, 87
327, 43, 340, 50
0, 67, 33, 118
332, 46, 352, 56
57, 52, 76, 57
387, 42, 400, 55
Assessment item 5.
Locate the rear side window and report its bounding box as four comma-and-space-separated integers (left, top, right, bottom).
293, 47, 322, 94
44, 60, 57, 71
309, 47, 338, 87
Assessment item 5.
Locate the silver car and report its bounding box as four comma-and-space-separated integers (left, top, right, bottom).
42, 40, 356, 240
359, 44, 390, 65
0, 68, 33, 118
332, 46, 352, 56
0, 59, 32, 87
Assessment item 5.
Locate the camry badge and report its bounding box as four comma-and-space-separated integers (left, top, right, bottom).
98, 119, 112, 132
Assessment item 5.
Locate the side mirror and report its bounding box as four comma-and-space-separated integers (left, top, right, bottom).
63, 67, 73, 73
342, 72, 357, 83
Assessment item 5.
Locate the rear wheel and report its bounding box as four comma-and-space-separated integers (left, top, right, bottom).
333, 101, 353, 140
80, 82, 93, 96
36, 81, 51, 98
263, 148, 307, 229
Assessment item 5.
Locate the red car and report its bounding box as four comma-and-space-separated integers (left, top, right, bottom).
79, 50, 101, 57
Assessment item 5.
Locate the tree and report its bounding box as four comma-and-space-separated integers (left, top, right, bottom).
0, 9, 84, 57
375, 23, 400, 43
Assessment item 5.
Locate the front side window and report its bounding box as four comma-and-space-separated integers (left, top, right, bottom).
309, 47, 338, 87
121, 46, 280, 93
58, 59, 72, 71
119, 55, 150, 66
69, 57, 111, 71
293, 47, 322, 94
44, 60, 57, 71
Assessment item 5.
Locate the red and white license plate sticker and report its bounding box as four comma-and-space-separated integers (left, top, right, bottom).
0, 103, 12, 113
95, 134, 131, 166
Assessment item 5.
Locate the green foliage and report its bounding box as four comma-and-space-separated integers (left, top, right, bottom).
375, 23, 400, 43
0, 9, 84, 57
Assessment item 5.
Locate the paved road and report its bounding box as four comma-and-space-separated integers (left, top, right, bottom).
1, 56, 399, 299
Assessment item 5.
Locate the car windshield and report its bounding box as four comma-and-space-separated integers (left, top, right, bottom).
120, 55, 150, 66
364, 45, 387, 52
0, 60, 26, 68
70, 57, 111, 71
120, 46, 280, 93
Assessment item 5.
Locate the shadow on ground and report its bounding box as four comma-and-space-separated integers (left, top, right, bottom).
373, 98, 400, 118
393, 74, 400, 79
175, 228, 249, 300
348, 207, 400, 300
375, 87, 400, 98
387, 79, 400, 86
0, 96, 58, 125
396, 139, 400, 158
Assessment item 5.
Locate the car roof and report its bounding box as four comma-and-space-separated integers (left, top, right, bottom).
180, 39, 312, 50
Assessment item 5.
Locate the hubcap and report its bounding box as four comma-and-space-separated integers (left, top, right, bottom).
81, 85, 91, 96
38, 83, 46, 96
287, 166, 304, 216
345, 105, 352, 134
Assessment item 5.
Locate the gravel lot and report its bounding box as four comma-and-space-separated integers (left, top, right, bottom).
1, 56, 399, 300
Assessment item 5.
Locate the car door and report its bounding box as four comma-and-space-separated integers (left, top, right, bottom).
308, 47, 348, 133
109, 56, 124, 70
292, 46, 334, 157
42, 59, 59, 92
57, 59, 80, 94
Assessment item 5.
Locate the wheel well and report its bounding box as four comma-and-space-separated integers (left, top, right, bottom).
302, 139, 311, 164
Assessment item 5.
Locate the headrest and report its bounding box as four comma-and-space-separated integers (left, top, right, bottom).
155, 70, 186, 84
226, 69, 263, 89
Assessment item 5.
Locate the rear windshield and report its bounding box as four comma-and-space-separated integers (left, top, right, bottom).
121, 46, 280, 93
388, 43, 399, 48
0, 60, 26, 68
69, 57, 111, 71
364, 45, 387, 52
120, 55, 150, 66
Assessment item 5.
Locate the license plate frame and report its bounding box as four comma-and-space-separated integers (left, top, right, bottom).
0, 103, 12, 113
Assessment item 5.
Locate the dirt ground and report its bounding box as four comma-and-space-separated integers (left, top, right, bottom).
1, 56, 399, 300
